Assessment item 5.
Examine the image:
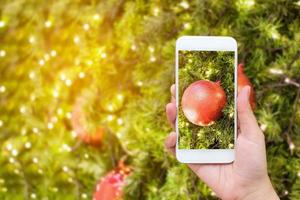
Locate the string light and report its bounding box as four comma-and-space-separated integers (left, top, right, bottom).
29, 71, 36, 79
148, 46, 155, 53
65, 79, 72, 86
79, 72, 85, 79
20, 106, 27, 114
0, 21, 5, 28
131, 44, 137, 51
83, 23, 90, 30
62, 166, 69, 172
12, 149, 18, 156
47, 122, 54, 129
137, 81, 143, 86
66, 112, 72, 119
53, 89, 59, 98
71, 131, 77, 138
0, 120, 3, 127
84, 153, 89, 159
25, 142, 32, 149
73, 36, 80, 44
179, 1, 190, 9
44, 20, 52, 28
0, 85, 6, 93
184, 23, 191, 29
153, 7, 160, 16
32, 127, 39, 134
6, 143, 13, 151
30, 193, 37, 199
107, 104, 114, 111
117, 118, 123, 125
100, 52, 107, 59
29, 36, 36, 44
269, 68, 283, 75
39, 59, 45, 66
62, 144, 72, 152
60, 73, 66, 81
32, 157, 39, 164
9, 157, 15, 164
150, 56, 156, 62
81, 193, 87, 199
289, 142, 295, 150
93, 14, 100, 21
117, 94, 124, 101
0, 50, 6, 57
107, 114, 114, 121
260, 124, 267, 131
57, 108, 63, 115
50, 50, 57, 57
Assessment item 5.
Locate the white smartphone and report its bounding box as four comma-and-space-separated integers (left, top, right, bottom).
175, 36, 237, 163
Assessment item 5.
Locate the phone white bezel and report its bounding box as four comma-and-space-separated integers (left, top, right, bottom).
175, 36, 237, 163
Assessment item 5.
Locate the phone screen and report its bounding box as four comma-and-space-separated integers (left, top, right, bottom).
178, 50, 235, 149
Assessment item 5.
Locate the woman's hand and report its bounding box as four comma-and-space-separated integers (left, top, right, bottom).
165, 84, 279, 200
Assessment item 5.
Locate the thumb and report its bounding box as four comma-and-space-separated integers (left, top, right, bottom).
237, 86, 262, 140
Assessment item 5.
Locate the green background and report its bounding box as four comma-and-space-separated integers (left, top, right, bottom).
178, 51, 235, 149
0, 0, 300, 199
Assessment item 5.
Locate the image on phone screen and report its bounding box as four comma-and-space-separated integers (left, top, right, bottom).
178, 50, 235, 149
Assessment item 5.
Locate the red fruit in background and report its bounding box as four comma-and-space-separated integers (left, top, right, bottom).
71, 97, 104, 146
181, 80, 227, 126
238, 63, 255, 109
93, 160, 131, 200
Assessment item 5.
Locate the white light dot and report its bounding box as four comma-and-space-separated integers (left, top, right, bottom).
62, 166, 69, 172
71, 131, 77, 138
44, 53, 50, 61
269, 68, 283, 75
86, 60, 93, 66
60, 73, 66, 81
148, 46, 155, 53
9, 157, 15, 163
107, 115, 114, 121
38, 169, 43, 174
45, 20, 52, 28
47, 122, 54, 129
137, 81, 143, 86
79, 72, 85, 79
0, 50, 6, 57
57, 108, 63, 115
14, 169, 20, 174
289, 143, 295, 150
39, 59, 45, 66
50, 50, 57, 57
83, 23, 90, 30
33, 127, 39, 134
66, 112, 72, 119
131, 44, 137, 51
0, 120, 3, 127
84, 153, 89, 159
33, 157, 39, 163
0, 85, 6, 93
93, 14, 100, 20
53, 89, 59, 98
6, 143, 13, 151
184, 23, 191, 29
180, 1, 190, 9
2, 187, 7, 192
73, 36, 80, 44
107, 104, 114, 111
51, 116, 58, 123
117, 94, 124, 101
260, 124, 267, 131
117, 118, 123, 125
297, 171, 300, 177
65, 79, 72, 86
20, 106, 26, 114
30, 193, 36, 199
101, 52, 107, 58
62, 144, 72, 152
12, 149, 18, 156
284, 77, 291, 83
0, 21, 5, 28
25, 142, 32, 149
29, 72, 36, 80
81, 193, 87, 199
29, 36, 36, 44
150, 56, 156, 62
284, 190, 289, 195
153, 7, 160, 16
